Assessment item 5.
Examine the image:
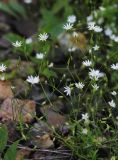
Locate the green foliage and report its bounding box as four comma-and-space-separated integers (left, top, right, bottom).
4, 141, 19, 160
0, 125, 8, 152
0, 0, 27, 19
42, 68, 57, 79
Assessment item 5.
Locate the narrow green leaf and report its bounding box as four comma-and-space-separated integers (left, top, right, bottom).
4, 141, 19, 160
0, 125, 8, 152
8, 0, 27, 18
0, 2, 18, 18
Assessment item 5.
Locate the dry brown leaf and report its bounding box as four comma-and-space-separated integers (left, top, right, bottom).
0, 98, 36, 123
0, 80, 13, 100
16, 148, 31, 160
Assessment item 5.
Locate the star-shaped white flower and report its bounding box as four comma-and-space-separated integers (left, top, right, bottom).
108, 100, 116, 108
111, 91, 117, 96
67, 15, 76, 24
63, 23, 73, 30
26, 75, 39, 84
75, 82, 84, 89
36, 53, 44, 59
93, 45, 99, 51
12, 40, 22, 47
0, 64, 7, 72
82, 113, 89, 121
82, 60, 92, 67
64, 86, 71, 96
92, 84, 99, 90
111, 63, 118, 70
89, 69, 104, 81
38, 33, 48, 41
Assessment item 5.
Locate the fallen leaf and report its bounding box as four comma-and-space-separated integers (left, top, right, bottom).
0, 81, 13, 100
16, 148, 31, 160
0, 98, 36, 123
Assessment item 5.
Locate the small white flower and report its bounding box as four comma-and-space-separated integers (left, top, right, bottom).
111, 91, 117, 96
26, 37, 32, 44
64, 86, 71, 96
87, 15, 93, 22
83, 60, 92, 67
92, 84, 99, 90
99, 6, 106, 11
48, 62, 54, 68
68, 47, 76, 52
108, 100, 116, 108
36, 53, 44, 59
110, 35, 118, 42
24, 0, 32, 4
26, 75, 39, 84
67, 15, 76, 24
94, 26, 103, 32
0, 64, 7, 72
82, 128, 88, 135
89, 69, 104, 81
63, 23, 73, 30
75, 82, 84, 89
38, 33, 48, 41
12, 40, 22, 47
0, 76, 5, 81
93, 45, 99, 51
104, 28, 112, 36
111, 63, 118, 70
87, 21, 95, 30
82, 113, 89, 121
72, 31, 78, 37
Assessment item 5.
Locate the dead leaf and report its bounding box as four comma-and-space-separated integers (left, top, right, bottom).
16, 148, 31, 160
0, 80, 13, 100
0, 98, 36, 123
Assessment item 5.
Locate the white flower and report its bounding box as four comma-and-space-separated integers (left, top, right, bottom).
111, 91, 117, 96
104, 28, 112, 36
0, 76, 5, 81
64, 86, 71, 96
99, 6, 106, 11
82, 60, 92, 67
26, 37, 32, 44
75, 82, 84, 89
87, 22, 102, 32
38, 33, 48, 41
67, 15, 76, 23
72, 31, 78, 37
87, 21, 95, 30
82, 128, 88, 135
68, 47, 76, 52
89, 69, 104, 81
94, 26, 103, 32
82, 113, 89, 121
26, 75, 39, 84
24, 0, 32, 3
63, 23, 73, 30
12, 40, 22, 47
48, 62, 54, 68
92, 84, 99, 90
93, 45, 99, 51
36, 53, 44, 59
111, 35, 118, 42
111, 63, 118, 70
87, 15, 93, 22
108, 100, 116, 108
0, 64, 7, 72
